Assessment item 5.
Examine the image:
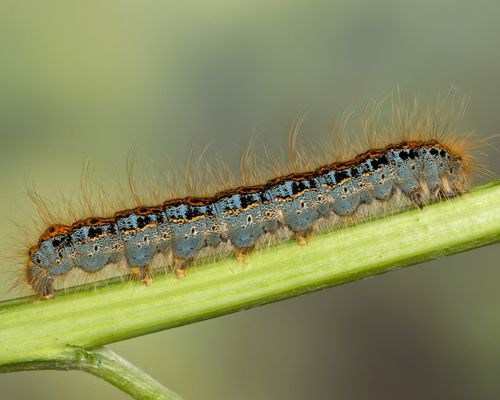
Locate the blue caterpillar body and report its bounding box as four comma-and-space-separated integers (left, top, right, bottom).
26, 141, 468, 298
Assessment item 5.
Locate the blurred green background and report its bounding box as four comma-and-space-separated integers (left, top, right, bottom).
1, 1, 500, 399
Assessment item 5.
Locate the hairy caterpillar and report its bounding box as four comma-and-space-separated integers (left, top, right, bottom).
19, 95, 480, 299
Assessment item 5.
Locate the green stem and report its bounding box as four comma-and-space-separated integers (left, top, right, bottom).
0, 346, 182, 400
1, 181, 499, 394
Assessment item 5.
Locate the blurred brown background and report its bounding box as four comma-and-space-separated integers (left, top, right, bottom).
1, 1, 499, 399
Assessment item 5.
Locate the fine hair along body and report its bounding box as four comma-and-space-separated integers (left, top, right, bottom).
19, 94, 481, 299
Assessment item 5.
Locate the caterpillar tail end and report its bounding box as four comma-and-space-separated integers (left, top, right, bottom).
26, 261, 55, 299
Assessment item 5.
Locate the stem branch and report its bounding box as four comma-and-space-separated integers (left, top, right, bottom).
0, 346, 182, 399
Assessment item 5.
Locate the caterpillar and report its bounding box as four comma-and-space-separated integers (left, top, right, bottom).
20, 94, 479, 299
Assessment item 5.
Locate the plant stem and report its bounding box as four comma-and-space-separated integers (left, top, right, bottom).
1, 181, 499, 378
0, 346, 182, 400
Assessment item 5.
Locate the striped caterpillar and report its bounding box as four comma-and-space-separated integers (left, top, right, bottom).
22, 97, 477, 298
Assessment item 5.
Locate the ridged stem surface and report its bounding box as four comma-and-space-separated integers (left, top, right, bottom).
1, 181, 499, 399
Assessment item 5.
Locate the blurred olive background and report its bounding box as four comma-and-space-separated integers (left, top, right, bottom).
1, 1, 500, 399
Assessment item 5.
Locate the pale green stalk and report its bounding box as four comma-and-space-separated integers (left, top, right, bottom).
1, 181, 499, 399
0, 346, 182, 400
